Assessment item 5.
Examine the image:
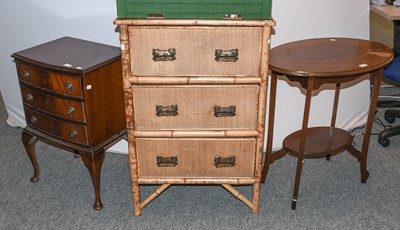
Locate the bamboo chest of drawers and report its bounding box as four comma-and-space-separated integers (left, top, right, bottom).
12, 37, 126, 210
114, 19, 275, 216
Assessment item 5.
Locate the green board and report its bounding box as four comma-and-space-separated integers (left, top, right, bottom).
116, 0, 273, 20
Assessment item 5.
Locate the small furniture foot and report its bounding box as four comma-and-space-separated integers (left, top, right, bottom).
361, 170, 369, 183
291, 198, 297, 210
80, 150, 105, 210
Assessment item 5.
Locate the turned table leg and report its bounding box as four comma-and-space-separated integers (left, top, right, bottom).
21, 130, 39, 182
80, 150, 105, 210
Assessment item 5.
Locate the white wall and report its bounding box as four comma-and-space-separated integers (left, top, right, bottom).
268, 0, 370, 150
0, 0, 370, 152
0, 0, 120, 127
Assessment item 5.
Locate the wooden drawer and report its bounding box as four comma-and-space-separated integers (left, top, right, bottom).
17, 63, 83, 98
136, 138, 256, 178
21, 85, 86, 123
25, 108, 89, 146
132, 85, 259, 130
129, 27, 262, 76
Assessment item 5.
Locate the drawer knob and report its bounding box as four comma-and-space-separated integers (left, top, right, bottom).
215, 49, 239, 62
67, 106, 75, 115
70, 130, 78, 138
157, 156, 178, 167
23, 70, 30, 78
152, 48, 176, 62
156, 105, 178, 117
64, 82, 73, 91
30, 116, 37, 124
214, 106, 236, 117
215, 156, 236, 168
26, 94, 34, 102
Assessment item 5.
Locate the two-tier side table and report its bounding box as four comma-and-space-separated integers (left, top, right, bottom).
261, 38, 393, 209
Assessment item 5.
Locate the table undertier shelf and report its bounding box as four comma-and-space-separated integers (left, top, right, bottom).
283, 127, 353, 158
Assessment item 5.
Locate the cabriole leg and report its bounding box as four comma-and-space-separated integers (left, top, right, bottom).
21, 129, 39, 182
80, 150, 105, 210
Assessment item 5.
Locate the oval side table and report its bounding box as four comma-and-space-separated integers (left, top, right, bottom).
260, 38, 393, 209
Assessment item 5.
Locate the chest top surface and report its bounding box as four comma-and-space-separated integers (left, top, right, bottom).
12, 36, 121, 74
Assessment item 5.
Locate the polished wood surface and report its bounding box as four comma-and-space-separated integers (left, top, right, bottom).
269, 38, 393, 78
12, 37, 126, 210
115, 19, 275, 216
261, 37, 393, 209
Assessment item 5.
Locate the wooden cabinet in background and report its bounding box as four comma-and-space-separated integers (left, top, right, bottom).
12, 37, 126, 210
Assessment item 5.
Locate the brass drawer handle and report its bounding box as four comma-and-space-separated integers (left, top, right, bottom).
26, 93, 34, 102
157, 156, 178, 167
214, 106, 236, 117
30, 116, 37, 124
64, 82, 73, 91
215, 156, 236, 168
23, 70, 30, 78
67, 106, 75, 115
70, 130, 78, 138
153, 49, 176, 62
215, 49, 238, 62
156, 105, 178, 117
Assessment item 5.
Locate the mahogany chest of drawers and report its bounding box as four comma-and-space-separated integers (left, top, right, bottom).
114, 19, 275, 216
12, 37, 126, 210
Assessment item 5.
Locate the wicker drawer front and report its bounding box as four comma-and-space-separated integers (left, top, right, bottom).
17, 63, 83, 98
20, 85, 86, 123
132, 85, 259, 130
129, 27, 262, 76
136, 138, 256, 178
25, 108, 89, 146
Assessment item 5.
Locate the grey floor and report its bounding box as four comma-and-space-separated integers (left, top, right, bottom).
1, 90, 400, 230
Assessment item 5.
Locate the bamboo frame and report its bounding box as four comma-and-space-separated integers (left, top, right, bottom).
132, 130, 259, 138
129, 76, 262, 85
115, 19, 275, 216
114, 19, 275, 27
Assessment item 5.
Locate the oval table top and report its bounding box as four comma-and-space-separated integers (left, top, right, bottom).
269, 38, 394, 78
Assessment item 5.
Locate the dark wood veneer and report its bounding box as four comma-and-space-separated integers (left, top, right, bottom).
12, 37, 126, 210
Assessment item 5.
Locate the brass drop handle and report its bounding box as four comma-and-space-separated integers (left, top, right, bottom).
157, 156, 178, 167
215, 49, 238, 62
26, 93, 34, 102
67, 106, 75, 115
156, 105, 178, 117
214, 156, 236, 168
64, 82, 73, 91
70, 130, 78, 138
30, 116, 37, 124
23, 70, 30, 78
153, 48, 176, 62
214, 105, 236, 117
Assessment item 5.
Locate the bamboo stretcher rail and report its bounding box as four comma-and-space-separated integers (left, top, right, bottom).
222, 184, 254, 210
139, 184, 171, 209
